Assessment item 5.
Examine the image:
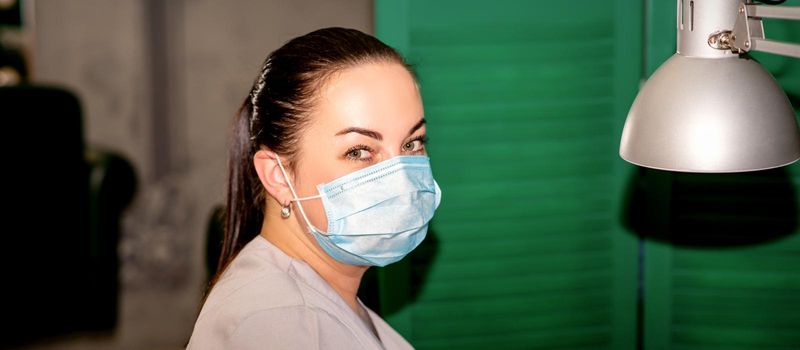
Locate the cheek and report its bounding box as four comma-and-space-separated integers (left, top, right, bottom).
294, 197, 329, 232
290, 149, 340, 233
291, 166, 330, 232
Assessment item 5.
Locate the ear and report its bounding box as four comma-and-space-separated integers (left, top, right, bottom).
253, 149, 293, 206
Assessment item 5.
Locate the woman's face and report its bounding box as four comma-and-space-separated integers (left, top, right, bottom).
290, 61, 425, 232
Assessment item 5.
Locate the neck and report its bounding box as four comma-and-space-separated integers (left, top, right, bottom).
260, 200, 369, 314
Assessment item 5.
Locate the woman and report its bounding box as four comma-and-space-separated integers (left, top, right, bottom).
187, 27, 441, 349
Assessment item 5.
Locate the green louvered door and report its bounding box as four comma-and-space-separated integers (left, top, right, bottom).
376, 0, 800, 349
375, 1, 641, 349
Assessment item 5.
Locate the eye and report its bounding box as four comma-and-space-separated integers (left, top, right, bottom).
402, 136, 427, 153
344, 145, 374, 161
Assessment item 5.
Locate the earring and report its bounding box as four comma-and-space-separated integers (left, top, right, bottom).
280, 201, 291, 218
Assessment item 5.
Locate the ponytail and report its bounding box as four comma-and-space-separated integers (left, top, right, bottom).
209, 99, 264, 286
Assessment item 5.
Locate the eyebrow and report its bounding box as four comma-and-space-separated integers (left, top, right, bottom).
408, 118, 426, 136
335, 118, 426, 141
335, 127, 383, 140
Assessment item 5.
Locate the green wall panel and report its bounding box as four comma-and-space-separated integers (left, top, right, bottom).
377, 0, 800, 349
376, 0, 640, 349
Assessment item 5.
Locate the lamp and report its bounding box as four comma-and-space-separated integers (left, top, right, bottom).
620, 0, 800, 173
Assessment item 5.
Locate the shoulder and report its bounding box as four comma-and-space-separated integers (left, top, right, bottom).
226, 306, 344, 349
188, 240, 311, 347
189, 305, 356, 350
188, 237, 384, 349
204, 240, 307, 312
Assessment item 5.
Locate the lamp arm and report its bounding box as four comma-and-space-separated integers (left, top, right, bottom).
730, 3, 800, 58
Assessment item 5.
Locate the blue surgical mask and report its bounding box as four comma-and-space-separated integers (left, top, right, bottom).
276, 155, 441, 266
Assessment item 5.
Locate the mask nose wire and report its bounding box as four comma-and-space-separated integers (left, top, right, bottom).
274, 156, 327, 235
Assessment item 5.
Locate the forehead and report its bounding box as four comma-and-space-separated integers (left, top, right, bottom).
309, 61, 423, 135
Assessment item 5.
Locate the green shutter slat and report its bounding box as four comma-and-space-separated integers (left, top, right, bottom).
670, 344, 798, 350
411, 40, 615, 64
416, 272, 612, 302
673, 271, 800, 289
414, 309, 611, 339
673, 326, 800, 347
673, 310, 800, 328
414, 327, 611, 350
411, 290, 610, 314
434, 217, 614, 231
419, 253, 612, 280
426, 99, 613, 119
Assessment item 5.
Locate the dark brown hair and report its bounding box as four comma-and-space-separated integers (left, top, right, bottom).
213, 27, 411, 286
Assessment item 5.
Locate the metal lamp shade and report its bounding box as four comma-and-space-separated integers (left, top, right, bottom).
620, 0, 800, 173
620, 53, 800, 173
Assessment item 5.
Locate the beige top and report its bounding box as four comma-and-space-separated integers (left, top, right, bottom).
187, 236, 414, 349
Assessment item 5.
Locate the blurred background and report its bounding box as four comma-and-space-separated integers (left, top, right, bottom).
1, 0, 798, 349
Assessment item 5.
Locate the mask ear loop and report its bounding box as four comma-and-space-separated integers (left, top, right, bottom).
274, 156, 327, 234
